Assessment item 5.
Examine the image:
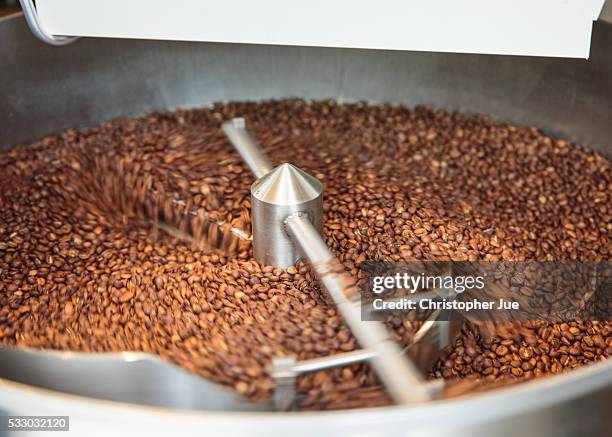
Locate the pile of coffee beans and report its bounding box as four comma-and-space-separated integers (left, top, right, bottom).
0, 100, 610, 409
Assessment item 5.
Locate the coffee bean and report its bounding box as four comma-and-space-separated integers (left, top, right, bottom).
63, 302, 75, 317
496, 345, 509, 357
0, 100, 609, 410
119, 290, 135, 303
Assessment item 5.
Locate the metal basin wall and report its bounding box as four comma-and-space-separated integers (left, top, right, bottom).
0, 13, 610, 437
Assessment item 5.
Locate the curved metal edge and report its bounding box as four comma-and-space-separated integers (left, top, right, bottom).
0, 346, 273, 412
0, 345, 164, 363
18, 0, 79, 46
0, 357, 610, 423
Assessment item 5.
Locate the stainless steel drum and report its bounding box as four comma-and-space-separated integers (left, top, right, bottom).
0, 12, 611, 437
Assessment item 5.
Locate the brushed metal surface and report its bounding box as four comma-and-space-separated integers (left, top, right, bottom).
1, 14, 612, 157
1, 361, 610, 437
602, 1, 612, 22
0, 348, 269, 412
0, 12, 611, 437
251, 164, 323, 268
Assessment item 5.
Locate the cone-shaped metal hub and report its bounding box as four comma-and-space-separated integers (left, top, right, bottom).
252, 163, 322, 206
251, 163, 323, 268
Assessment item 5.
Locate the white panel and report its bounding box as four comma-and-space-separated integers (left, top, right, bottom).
35, 0, 604, 58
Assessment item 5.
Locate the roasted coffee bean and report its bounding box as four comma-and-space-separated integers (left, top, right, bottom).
0, 100, 610, 410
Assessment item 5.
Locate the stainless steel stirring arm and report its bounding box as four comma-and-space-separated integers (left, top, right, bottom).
222, 117, 432, 405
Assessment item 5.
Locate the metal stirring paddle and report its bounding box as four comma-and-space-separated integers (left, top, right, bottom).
222, 117, 434, 406
68, 150, 252, 255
